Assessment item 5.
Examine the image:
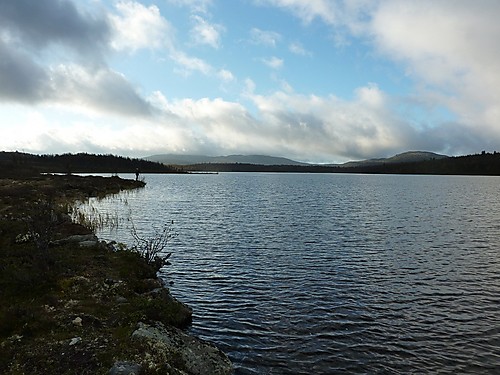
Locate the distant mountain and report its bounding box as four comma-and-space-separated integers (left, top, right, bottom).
144, 154, 309, 166
340, 151, 448, 168
146, 151, 448, 167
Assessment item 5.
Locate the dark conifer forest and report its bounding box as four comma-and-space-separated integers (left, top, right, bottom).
183, 152, 500, 175
0, 152, 183, 177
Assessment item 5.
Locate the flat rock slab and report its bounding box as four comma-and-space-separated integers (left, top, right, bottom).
51, 234, 99, 247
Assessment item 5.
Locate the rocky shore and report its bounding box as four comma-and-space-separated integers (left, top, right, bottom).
0, 174, 232, 374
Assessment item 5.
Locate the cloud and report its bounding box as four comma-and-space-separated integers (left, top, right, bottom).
254, 0, 340, 25
249, 28, 282, 47
167, 0, 213, 14
0, 108, 182, 157
122, 85, 422, 161
0, 60, 154, 117
289, 41, 311, 56
2, 0, 499, 162
369, 1, 500, 133
2, 83, 413, 162
0, 40, 50, 103
0, 0, 110, 56
170, 50, 213, 76
190, 15, 224, 48
51, 64, 153, 117
217, 69, 235, 82
109, 0, 174, 52
2, 80, 489, 162
262, 56, 284, 69
255, 0, 500, 156
0, 0, 157, 117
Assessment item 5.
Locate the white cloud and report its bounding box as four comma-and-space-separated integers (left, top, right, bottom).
170, 50, 213, 76
249, 28, 282, 47
50, 64, 153, 117
110, 85, 418, 160
167, 0, 213, 14
289, 41, 311, 56
243, 78, 257, 96
2, 79, 491, 163
245, 87, 415, 160
190, 15, 224, 48
218, 69, 235, 82
109, 0, 173, 52
368, 1, 500, 141
256, 0, 500, 156
3, 0, 500, 162
262, 56, 284, 69
254, 0, 339, 25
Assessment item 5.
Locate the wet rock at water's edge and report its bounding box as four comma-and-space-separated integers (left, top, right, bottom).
131, 322, 232, 375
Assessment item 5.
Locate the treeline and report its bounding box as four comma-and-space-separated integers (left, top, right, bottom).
341, 152, 500, 175
0, 152, 184, 177
183, 152, 500, 176
2, 151, 499, 177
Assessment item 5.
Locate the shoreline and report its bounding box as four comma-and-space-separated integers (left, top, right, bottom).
0, 174, 232, 374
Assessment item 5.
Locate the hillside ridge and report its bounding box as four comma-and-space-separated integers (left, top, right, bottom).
144, 154, 308, 166
145, 151, 448, 167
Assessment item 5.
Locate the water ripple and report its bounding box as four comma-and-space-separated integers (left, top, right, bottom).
88, 173, 500, 374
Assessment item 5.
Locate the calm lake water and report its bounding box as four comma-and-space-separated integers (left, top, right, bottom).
84, 173, 500, 374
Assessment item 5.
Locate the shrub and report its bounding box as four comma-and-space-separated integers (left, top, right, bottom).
23, 197, 59, 252
130, 221, 175, 272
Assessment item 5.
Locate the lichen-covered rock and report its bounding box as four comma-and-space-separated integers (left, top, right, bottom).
131, 322, 232, 375
72, 317, 82, 326
51, 233, 99, 247
109, 361, 142, 375
68, 337, 81, 346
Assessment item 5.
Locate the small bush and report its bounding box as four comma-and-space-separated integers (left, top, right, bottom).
23, 198, 59, 253
130, 221, 175, 272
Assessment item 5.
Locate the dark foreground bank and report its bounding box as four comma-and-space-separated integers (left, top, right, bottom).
0, 174, 232, 375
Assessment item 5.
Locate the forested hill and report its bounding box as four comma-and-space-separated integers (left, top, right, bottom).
0, 152, 183, 177
340, 152, 500, 175
2, 151, 499, 176
183, 152, 500, 176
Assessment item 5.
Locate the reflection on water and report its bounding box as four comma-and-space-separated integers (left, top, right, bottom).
87, 173, 500, 374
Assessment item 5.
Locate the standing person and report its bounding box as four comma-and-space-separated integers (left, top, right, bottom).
135, 168, 140, 181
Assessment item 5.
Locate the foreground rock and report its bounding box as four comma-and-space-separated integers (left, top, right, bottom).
130, 322, 232, 375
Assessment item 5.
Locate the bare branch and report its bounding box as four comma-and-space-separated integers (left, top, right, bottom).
130, 219, 176, 271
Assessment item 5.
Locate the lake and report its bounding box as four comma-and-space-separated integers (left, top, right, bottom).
82, 173, 500, 374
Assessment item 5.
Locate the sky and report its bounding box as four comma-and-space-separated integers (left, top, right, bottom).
1, 0, 499, 163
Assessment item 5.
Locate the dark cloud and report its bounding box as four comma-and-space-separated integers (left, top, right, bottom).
0, 0, 153, 117
0, 38, 152, 116
420, 122, 493, 156
0, 40, 50, 103
0, 0, 110, 55
53, 66, 154, 117
88, 71, 154, 117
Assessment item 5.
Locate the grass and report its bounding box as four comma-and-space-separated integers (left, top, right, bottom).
0, 174, 192, 374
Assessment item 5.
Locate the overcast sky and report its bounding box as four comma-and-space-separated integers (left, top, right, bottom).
0, 0, 499, 163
